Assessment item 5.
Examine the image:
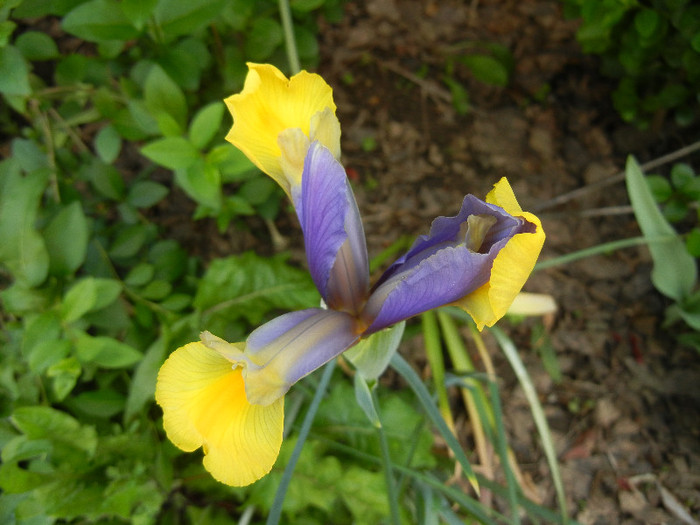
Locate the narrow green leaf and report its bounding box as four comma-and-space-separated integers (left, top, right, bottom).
490, 326, 569, 523
625, 156, 696, 300
390, 353, 480, 495
354, 374, 380, 427
62, 0, 139, 42
43, 201, 89, 275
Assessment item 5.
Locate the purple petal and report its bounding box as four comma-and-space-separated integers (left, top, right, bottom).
295, 142, 369, 314
244, 308, 360, 404
361, 195, 527, 334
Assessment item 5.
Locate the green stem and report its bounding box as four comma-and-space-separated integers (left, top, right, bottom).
278, 0, 301, 74
372, 387, 401, 525
534, 235, 674, 271
267, 360, 336, 525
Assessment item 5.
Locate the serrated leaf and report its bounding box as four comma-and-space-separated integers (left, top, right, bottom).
194, 252, 319, 327
141, 136, 199, 170
188, 101, 225, 149
625, 156, 697, 300
62, 0, 139, 42
43, 201, 89, 276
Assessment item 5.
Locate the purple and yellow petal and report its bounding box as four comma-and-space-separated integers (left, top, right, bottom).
224, 63, 339, 196
297, 143, 369, 314
244, 308, 360, 405
155, 342, 283, 487
455, 178, 545, 330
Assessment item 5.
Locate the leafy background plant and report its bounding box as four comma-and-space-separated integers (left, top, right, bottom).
562, 0, 700, 127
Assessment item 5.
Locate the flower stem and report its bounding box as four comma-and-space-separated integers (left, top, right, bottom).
278, 0, 301, 74
372, 387, 401, 525
267, 359, 336, 525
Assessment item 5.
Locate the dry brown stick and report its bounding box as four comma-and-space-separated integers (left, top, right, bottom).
535, 140, 700, 212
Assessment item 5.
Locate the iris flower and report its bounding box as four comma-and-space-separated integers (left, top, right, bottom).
156, 64, 545, 487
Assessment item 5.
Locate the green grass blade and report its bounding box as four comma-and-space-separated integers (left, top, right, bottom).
490, 326, 569, 523
372, 386, 401, 525
390, 353, 480, 495
267, 359, 336, 525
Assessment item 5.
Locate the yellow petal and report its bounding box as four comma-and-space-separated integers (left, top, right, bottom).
155, 342, 284, 486
455, 178, 545, 330
224, 63, 338, 196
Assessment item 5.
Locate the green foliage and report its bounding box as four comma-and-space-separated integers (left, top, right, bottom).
563, 0, 700, 127
0, 0, 346, 522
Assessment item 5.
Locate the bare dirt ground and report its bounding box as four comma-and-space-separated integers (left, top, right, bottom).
311, 1, 700, 523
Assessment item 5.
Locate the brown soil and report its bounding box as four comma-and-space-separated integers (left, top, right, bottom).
308, 1, 700, 523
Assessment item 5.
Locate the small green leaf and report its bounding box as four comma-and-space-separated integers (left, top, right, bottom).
0, 168, 50, 287
625, 156, 697, 300
670, 162, 695, 189
124, 336, 168, 421
75, 334, 143, 368
144, 64, 187, 127
121, 0, 158, 30
686, 228, 700, 257
62, 0, 139, 42
94, 125, 122, 163
27, 339, 71, 374
174, 159, 221, 209
127, 180, 169, 208
61, 277, 98, 322
153, 0, 225, 42
0, 45, 31, 96
442, 76, 470, 115
110, 224, 148, 258
140, 280, 172, 300
645, 175, 672, 202
11, 406, 97, 457
238, 176, 275, 205
15, 31, 59, 61
245, 17, 283, 61
47, 358, 81, 400
634, 8, 660, 39
71, 389, 126, 418
87, 158, 125, 199
188, 101, 225, 149
43, 201, 89, 276
141, 136, 199, 170
460, 54, 510, 87
124, 262, 154, 286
